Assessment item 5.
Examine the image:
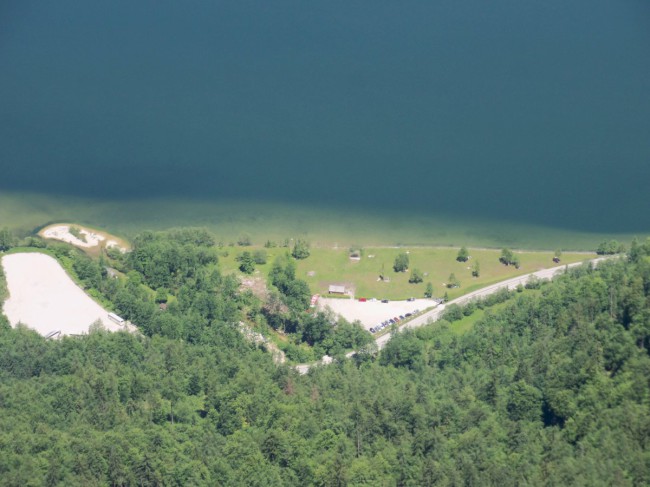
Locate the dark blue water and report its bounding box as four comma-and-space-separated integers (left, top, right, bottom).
1, 1, 649, 232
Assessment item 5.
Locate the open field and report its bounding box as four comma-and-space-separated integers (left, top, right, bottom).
218, 245, 594, 301
0, 192, 641, 250
1, 252, 131, 336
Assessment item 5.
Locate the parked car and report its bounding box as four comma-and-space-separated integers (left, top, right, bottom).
381, 299, 389, 303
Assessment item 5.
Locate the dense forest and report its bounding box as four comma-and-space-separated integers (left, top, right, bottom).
1, 234, 650, 485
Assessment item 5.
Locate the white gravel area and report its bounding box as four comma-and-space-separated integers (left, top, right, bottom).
42, 225, 105, 248
41, 225, 127, 252
318, 297, 435, 330
2, 252, 130, 336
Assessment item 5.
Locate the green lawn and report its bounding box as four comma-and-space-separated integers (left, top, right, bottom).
447, 288, 544, 335
448, 305, 501, 335
0, 190, 606, 302
219, 245, 594, 301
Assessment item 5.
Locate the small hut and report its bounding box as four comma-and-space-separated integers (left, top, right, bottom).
328, 285, 346, 295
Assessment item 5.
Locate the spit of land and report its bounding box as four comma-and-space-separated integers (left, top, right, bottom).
39, 223, 129, 253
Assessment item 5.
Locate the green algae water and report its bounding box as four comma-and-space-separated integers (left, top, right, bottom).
1, 1, 649, 241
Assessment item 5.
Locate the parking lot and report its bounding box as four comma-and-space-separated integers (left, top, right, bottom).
317, 297, 436, 332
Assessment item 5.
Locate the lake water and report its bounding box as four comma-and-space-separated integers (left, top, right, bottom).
1, 1, 649, 234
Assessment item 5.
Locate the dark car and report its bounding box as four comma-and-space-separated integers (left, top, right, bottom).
381, 299, 389, 303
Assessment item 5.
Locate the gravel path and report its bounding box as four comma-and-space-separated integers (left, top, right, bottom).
296, 257, 609, 374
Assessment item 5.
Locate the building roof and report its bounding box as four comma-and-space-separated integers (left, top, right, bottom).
328, 285, 346, 293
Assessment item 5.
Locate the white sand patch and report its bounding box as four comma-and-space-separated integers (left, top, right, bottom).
318, 297, 434, 330
1, 252, 132, 336
42, 225, 105, 248
40, 224, 129, 252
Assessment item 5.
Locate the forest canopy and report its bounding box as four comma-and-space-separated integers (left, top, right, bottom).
0, 235, 650, 485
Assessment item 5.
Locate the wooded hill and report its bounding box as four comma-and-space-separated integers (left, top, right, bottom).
0, 236, 649, 485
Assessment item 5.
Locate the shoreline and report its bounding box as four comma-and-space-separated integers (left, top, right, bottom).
0, 192, 642, 251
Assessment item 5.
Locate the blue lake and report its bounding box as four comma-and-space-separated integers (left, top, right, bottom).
1, 1, 649, 233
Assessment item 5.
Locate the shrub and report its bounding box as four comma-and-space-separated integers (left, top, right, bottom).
393, 253, 409, 272
409, 268, 423, 283
292, 239, 310, 260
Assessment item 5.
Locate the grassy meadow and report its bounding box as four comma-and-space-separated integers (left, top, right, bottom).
218, 245, 594, 301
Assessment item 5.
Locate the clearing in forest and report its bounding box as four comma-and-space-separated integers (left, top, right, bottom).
1, 252, 131, 336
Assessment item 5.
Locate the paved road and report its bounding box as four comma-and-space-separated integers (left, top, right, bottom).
296, 257, 608, 374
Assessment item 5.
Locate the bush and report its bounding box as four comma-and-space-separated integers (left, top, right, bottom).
409, 268, 423, 283
238, 251, 255, 274
0, 228, 17, 251
499, 248, 520, 268
393, 253, 409, 272
443, 304, 463, 322
447, 273, 460, 288
237, 234, 252, 246
424, 282, 433, 298
525, 276, 542, 290
253, 249, 267, 265
597, 240, 625, 255
456, 246, 469, 262
68, 226, 87, 243
291, 239, 310, 260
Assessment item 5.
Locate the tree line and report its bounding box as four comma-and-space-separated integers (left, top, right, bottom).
0, 230, 649, 484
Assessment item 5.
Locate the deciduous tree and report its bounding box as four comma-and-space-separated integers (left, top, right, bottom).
393, 253, 409, 272
424, 282, 434, 298
409, 268, 423, 283
457, 246, 469, 262
292, 239, 311, 259
447, 273, 460, 288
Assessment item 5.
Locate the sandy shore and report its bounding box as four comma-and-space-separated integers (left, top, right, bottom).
40, 224, 128, 252
318, 297, 434, 330
1, 252, 129, 336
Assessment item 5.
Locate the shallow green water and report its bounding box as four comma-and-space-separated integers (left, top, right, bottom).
0, 192, 637, 250
1, 1, 649, 238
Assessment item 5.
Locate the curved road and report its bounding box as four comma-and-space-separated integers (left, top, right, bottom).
296, 257, 608, 374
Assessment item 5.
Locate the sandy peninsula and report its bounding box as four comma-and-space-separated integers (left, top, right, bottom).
40, 224, 128, 252
1, 252, 131, 336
